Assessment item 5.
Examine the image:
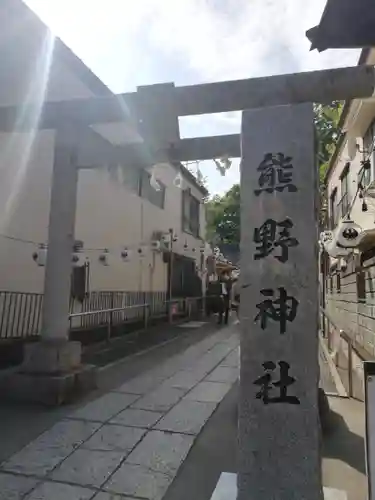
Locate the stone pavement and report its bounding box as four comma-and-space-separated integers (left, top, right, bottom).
0, 326, 239, 500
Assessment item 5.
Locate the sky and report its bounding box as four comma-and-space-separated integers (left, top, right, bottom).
24, 0, 360, 196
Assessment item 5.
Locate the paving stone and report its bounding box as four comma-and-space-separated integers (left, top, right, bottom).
68, 393, 139, 422
104, 463, 171, 500
206, 366, 239, 384
115, 374, 165, 395
52, 449, 125, 488
24, 481, 94, 500
161, 370, 205, 390
125, 430, 194, 476
0, 472, 38, 500
93, 493, 136, 500
110, 409, 164, 429
185, 381, 231, 403
154, 399, 217, 435
2, 446, 69, 477
131, 386, 186, 413
221, 349, 239, 367
83, 425, 146, 452
1, 420, 99, 476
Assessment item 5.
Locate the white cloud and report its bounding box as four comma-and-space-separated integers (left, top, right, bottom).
25, 0, 361, 195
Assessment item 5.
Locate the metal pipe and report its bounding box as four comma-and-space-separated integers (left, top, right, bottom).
69, 303, 149, 319
348, 338, 354, 398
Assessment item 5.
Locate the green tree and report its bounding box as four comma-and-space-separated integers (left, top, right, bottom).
314, 101, 343, 187
206, 184, 240, 244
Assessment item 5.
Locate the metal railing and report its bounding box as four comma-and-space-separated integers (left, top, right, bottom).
0, 291, 43, 340
320, 306, 372, 398
68, 295, 204, 343
0, 290, 204, 341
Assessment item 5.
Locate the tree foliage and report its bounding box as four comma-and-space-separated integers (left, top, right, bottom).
206, 184, 240, 244
205, 102, 343, 244
314, 101, 343, 188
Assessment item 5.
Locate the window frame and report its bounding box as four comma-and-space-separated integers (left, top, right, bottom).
140, 170, 166, 209
182, 188, 201, 238
356, 270, 366, 303
329, 187, 337, 229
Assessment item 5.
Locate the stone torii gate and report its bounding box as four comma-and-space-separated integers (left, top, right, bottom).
2, 65, 375, 499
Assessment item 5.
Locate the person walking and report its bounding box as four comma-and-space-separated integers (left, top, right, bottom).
231, 277, 240, 324
218, 271, 232, 325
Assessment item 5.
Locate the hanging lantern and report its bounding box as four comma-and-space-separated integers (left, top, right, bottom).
121, 247, 131, 262
336, 220, 363, 248
98, 249, 110, 266
32, 244, 47, 267
137, 246, 146, 258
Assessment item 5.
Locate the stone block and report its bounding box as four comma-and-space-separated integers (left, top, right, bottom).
154, 399, 217, 435
69, 392, 139, 422
125, 430, 194, 476
24, 481, 94, 500
22, 340, 81, 374
239, 104, 321, 499
207, 366, 239, 384
104, 463, 171, 500
2, 420, 100, 476
131, 386, 186, 412
52, 449, 125, 487
185, 381, 231, 403
83, 424, 146, 452
0, 472, 38, 500
115, 374, 165, 395
93, 493, 136, 500
110, 409, 164, 429
0, 364, 97, 406
162, 370, 205, 390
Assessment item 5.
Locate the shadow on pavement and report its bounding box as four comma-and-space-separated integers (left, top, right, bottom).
164, 382, 238, 500
323, 404, 366, 475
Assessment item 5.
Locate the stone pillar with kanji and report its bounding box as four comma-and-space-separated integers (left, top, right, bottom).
238, 103, 323, 500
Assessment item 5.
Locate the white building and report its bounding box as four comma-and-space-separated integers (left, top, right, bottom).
322, 47, 375, 398
0, 0, 209, 340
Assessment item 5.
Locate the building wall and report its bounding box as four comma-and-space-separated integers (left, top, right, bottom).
325, 49, 375, 372
0, 5, 206, 296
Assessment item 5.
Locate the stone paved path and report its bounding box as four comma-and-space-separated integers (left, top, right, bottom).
0, 327, 239, 500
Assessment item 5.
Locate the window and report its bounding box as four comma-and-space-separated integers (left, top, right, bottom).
363, 120, 375, 157
71, 263, 89, 303
358, 161, 371, 189
361, 121, 375, 187
336, 274, 341, 293
329, 187, 337, 229
182, 189, 200, 238
338, 163, 350, 218
140, 170, 165, 209
357, 270, 366, 302
122, 166, 141, 194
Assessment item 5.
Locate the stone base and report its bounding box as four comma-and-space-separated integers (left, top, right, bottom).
210, 473, 347, 500
0, 364, 97, 406
22, 339, 81, 373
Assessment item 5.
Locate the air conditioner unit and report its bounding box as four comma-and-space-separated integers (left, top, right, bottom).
161, 233, 170, 244
71, 252, 85, 267
32, 245, 47, 267
98, 250, 110, 266
150, 240, 161, 252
